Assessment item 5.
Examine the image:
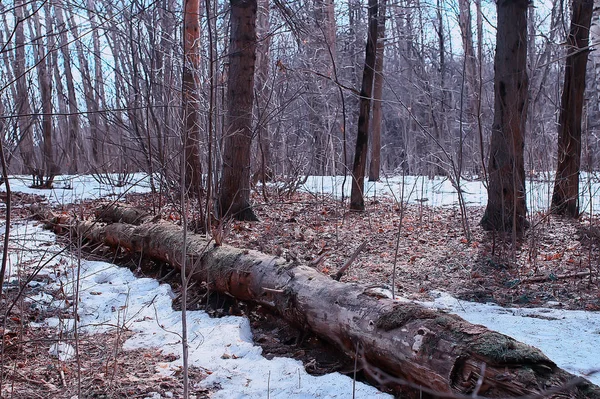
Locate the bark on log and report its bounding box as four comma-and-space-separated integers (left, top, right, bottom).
33, 204, 600, 398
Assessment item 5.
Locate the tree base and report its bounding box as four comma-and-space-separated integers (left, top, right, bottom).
233, 206, 259, 222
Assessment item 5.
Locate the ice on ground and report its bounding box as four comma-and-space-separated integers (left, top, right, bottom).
421, 291, 600, 385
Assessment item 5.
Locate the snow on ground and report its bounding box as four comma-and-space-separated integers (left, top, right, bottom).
300, 173, 600, 214
15, 222, 390, 398
421, 292, 600, 385
3, 173, 153, 205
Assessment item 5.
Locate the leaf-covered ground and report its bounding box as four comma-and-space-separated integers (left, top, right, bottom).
216, 190, 600, 311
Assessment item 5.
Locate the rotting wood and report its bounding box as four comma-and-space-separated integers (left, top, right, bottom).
33, 203, 600, 398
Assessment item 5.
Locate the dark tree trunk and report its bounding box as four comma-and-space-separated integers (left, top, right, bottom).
183, 0, 203, 195
551, 0, 594, 217
480, 0, 529, 232
34, 203, 600, 399
368, 0, 387, 182
350, 0, 378, 210
219, 0, 259, 221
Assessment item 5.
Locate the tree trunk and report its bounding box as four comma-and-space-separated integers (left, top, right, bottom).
458, 0, 478, 174
32, 8, 56, 187
182, 0, 203, 195
480, 0, 529, 233
219, 0, 259, 221
35, 203, 600, 399
86, 0, 107, 168
551, 0, 594, 217
68, 11, 100, 168
254, 0, 272, 183
14, 0, 36, 175
54, 2, 80, 174
350, 0, 378, 211
368, 0, 387, 182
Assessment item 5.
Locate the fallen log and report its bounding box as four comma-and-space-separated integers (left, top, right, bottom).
34, 204, 600, 398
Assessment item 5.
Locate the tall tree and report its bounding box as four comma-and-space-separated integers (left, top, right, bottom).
254, 0, 272, 183
480, 0, 529, 232
368, 0, 387, 182
31, 6, 56, 187
14, 0, 35, 175
350, 0, 378, 210
54, 3, 80, 173
68, 10, 100, 168
182, 0, 203, 195
458, 0, 478, 172
219, 0, 259, 221
551, 0, 594, 217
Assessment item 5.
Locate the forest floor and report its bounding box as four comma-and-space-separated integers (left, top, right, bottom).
2, 186, 600, 398
218, 189, 600, 312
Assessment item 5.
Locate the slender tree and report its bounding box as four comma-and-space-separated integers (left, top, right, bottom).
68, 10, 100, 168
368, 0, 387, 182
480, 0, 529, 232
350, 0, 378, 210
254, 0, 272, 183
31, 7, 55, 186
219, 0, 259, 221
182, 0, 203, 195
551, 0, 594, 217
14, 0, 36, 175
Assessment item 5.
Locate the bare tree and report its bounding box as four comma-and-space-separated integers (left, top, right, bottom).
14, 0, 36, 175
68, 9, 100, 168
254, 0, 272, 183
219, 0, 259, 221
368, 0, 387, 182
551, 0, 594, 217
182, 0, 203, 195
481, 0, 529, 232
350, 0, 378, 211
31, 5, 55, 187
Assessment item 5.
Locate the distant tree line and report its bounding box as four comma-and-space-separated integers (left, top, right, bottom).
0, 0, 598, 228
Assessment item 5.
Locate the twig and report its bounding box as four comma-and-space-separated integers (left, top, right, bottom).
334, 240, 368, 281
308, 251, 329, 267
158, 267, 178, 282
